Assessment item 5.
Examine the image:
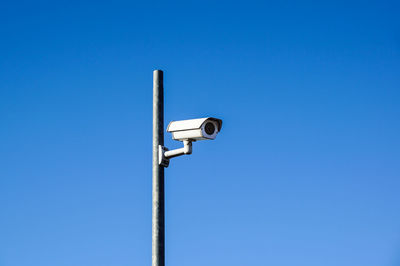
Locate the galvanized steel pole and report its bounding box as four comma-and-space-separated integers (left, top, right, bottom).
152, 70, 165, 266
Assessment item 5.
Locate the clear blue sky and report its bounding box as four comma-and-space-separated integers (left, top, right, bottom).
1, 1, 399, 265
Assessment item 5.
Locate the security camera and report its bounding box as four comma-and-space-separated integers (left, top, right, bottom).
167, 117, 222, 141
159, 117, 222, 167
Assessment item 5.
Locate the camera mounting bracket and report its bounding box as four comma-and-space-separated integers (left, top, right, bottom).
159, 140, 192, 167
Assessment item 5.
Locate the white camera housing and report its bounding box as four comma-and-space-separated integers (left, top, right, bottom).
167, 117, 222, 141
159, 117, 222, 167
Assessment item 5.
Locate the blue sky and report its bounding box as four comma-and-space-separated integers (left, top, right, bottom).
1, 1, 399, 265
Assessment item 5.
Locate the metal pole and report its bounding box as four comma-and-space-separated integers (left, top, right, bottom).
152, 70, 164, 266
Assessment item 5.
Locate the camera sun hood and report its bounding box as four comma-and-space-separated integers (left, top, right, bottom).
167, 117, 222, 132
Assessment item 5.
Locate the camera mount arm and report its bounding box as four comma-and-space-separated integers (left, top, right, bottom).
159, 140, 192, 167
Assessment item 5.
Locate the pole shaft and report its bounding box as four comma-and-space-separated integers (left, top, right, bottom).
152, 70, 164, 266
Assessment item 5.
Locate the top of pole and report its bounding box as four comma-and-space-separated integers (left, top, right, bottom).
153, 70, 163, 86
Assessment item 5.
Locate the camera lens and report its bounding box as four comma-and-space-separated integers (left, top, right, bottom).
204, 122, 215, 135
